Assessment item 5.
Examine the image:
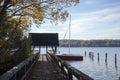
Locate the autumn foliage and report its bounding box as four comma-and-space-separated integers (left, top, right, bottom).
0, 0, 79, 75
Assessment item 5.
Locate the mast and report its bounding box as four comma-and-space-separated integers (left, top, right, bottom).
69, 15, 71, 54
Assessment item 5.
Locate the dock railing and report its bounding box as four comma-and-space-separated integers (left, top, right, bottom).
0, 53, 39, 80
47, 52, 94, 80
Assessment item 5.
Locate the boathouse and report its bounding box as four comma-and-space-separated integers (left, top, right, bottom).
29, 33, 59, 54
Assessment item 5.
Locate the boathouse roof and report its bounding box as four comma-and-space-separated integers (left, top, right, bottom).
29, 33, 59, 46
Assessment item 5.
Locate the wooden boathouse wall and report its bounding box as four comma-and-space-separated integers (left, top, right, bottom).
29, 33, 59, 53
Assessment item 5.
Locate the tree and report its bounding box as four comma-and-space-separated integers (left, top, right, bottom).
0, 16, 33, 75
0, 0, 80, 74
0, 0, 79, 27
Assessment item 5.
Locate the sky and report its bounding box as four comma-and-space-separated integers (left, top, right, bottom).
30, 0, 120, 40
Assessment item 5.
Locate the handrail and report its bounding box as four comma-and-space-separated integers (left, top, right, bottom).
0, 53, 39, 80
46, 52, 93, 80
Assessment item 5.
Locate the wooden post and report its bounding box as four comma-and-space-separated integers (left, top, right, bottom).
46, 46, 48, 53
105, 53, 107, 65
51, 46, 55, 54
68, 69, 73, 80
39, 46, 41, 53
55, 46, 57, 54
51, 46, 54, 52
105, 53, 107, 61
97, 53, 99, 62
115, 54, 117, 65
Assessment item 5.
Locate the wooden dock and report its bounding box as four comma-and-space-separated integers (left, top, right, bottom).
29, 54, 64, 80
0, 52, 93, 80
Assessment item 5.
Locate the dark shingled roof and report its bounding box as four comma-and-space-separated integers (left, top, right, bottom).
29, 33, 59, 46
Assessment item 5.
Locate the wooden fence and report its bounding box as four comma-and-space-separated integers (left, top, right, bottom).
46, 52, 93, 80
0, 53, 39, 80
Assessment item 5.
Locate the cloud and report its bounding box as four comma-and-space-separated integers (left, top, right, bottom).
72, 5, 120, 25
69, 5, 120, 39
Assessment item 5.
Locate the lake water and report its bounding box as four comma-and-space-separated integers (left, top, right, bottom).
57, 47, 120, 80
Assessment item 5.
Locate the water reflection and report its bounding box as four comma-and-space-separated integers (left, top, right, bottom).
105, 60, 108, 69
115, 63, 117, 71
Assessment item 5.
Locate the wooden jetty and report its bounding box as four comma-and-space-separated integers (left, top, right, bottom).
29, 54, 64, 80
0, 52, 93, 80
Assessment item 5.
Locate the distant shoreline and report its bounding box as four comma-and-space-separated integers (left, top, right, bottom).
59, 46, 120, 47
59, 40, 120, 47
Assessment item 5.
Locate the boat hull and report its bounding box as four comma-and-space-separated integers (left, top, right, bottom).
57, 55, 83, 60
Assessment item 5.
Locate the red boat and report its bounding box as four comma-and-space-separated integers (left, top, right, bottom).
56, 54, 83, 60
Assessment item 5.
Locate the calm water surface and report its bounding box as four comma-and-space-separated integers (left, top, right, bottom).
58, 47, 120, 80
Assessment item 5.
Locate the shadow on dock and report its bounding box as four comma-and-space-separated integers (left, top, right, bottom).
29, 54, 64, 80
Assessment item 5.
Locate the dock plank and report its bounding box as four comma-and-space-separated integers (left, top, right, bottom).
29, 54, 64, 80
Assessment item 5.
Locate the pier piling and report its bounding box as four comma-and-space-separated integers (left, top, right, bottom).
105, 53, 107, 62
115, 54, 117, 65
97, 53, 99, 62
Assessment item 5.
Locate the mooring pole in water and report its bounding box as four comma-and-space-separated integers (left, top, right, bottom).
115, 56, 117, 71
115, 54, 117, 65
105, 53, 107, 62
105, 53, 108, 66
97, 53, 99, 62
